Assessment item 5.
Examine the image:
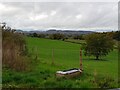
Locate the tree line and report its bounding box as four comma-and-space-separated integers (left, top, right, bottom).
27, 31, 120, 41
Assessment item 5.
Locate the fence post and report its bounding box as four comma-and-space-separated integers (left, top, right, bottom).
35, 47, 38, 61
80, 48, 83, 71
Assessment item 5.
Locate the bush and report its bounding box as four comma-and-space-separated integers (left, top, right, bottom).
73, 35, 83, 40
2, 27, 29, 71
49, 33, 65, 40
91, 74, 118, 88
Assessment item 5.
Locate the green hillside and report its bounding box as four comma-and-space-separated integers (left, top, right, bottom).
3, 37, 118, 88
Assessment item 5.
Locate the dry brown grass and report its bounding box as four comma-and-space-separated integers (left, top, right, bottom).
2, 29, 29, 71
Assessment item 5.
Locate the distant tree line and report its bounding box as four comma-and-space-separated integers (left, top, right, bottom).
103, 31, 120, 41
27, 32, 85, 41
26, 31, 120, 41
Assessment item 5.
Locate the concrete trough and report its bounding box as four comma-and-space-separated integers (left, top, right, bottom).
56, 68, 82, 78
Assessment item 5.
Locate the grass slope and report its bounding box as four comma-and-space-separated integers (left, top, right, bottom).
3, 37, 118, 88
26, 37, 118, 78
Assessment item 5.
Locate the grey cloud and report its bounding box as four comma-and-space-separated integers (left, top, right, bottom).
0, 2, 118, 31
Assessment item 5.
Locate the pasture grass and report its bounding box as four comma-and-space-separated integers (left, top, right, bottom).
2, 37, 119, 88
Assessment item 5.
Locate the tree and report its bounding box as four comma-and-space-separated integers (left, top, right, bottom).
113, 31, 120, 41
82, 33, 114, 60
73, 35, 83, 40
33, 32, 38, 37
49, 33, 65, 40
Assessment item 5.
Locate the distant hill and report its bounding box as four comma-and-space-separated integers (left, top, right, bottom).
16, 29, 95, 35
46, 29, 94, 35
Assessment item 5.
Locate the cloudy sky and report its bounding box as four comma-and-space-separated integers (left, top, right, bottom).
0, 2, 118, 31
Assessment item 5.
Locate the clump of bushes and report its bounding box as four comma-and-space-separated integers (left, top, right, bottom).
90, 72, 118, 88
49, 33, 66, 40
2, 24, 29, 71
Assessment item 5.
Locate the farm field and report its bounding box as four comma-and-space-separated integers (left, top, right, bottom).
2, 37, 119, 88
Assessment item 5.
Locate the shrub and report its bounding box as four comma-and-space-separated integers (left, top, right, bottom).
49, 33, 65, 40
91, 74, 118, 88
2, 26, 29, 71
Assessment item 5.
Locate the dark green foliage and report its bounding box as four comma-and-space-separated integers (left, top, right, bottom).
113, 31, 120, 41
73, 35, 83, 40
93, 75, 118, 88
33, 33, 38, 37
37, 34, 46, 38
49, 33, 65, 40
103, 31, 120, 41
83, 33, 114, 60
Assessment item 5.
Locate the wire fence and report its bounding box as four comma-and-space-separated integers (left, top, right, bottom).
25, 46, 117, 72
27, 46, 109, 67
28, 46, 82, 65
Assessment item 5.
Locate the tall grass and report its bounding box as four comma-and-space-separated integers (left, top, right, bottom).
2, 29, 29, 71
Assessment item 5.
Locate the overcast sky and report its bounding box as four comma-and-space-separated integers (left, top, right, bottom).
0, 2, 118, 31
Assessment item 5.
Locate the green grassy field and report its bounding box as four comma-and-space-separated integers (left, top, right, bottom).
3, 37, 118, 88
